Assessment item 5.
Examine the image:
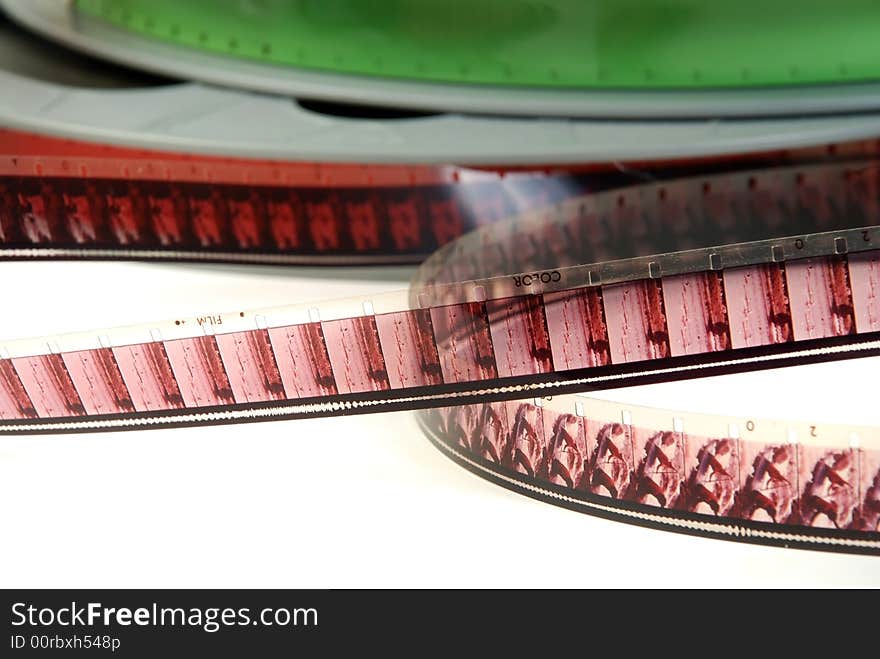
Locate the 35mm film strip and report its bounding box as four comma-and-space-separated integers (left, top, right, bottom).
1, 129, 879, 554
4, 128, 879, 264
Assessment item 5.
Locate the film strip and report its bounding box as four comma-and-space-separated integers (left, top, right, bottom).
0, 130, 627, 264
4, 128, 880, 264
1, 129, 880, 553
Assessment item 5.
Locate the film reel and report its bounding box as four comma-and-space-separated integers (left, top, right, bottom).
8, 0, 880, 118
1, 6, 879, 555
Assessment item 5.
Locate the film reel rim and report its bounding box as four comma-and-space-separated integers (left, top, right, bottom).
6, 0, 880, 120
12, 70, 880, 166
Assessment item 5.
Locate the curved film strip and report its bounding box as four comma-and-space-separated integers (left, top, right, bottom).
1, 130, 879, 554
421, 399, 880, 554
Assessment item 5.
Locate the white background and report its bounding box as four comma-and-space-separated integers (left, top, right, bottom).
0, 259, 878, 588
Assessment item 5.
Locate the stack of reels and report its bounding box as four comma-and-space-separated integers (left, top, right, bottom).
1, 0, 879, 552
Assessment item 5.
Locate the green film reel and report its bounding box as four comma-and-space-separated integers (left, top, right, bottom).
76, 0, 880, 89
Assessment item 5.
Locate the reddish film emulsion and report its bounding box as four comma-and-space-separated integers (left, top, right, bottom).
509, 402, 551, 479
546, 411, 589, 490
724, 264, 794, 349
0, 182, 19, 243
486, 295, 554, 378
793, 445, 859, 529
694, 179, 740, 245
226, 188, 267, 250
427, 197, 466, 247
321, 316, 391, 394
60, 181, 102, 244
61, 348, 134, 415
112, 342, 185, 412
441, 401, 514, 466
795, 170, 843, 231
543, 287, 611, 371
654, 184, 690, 248
345, 197, 382, 251
430, 302, 498, 384
163, 336, 235, 408
387, 195, 424, 251
374, 310, 443, 389
746, 174, 792, 236
627, 428, 686, 508
845, 166, 880, 227
855, 451, 880, 531
785, 256, 856, 340
214, 329, 286, 403
147, 184, 189, 247
848, 250, 880, 333
434, 402, 880, 530
10, 354, 84, 418
443, 402, 484, 453
17, 182, 56, 243
188, 186, 229, 248
675, 436, 740, 517
268, 323, 337, 398
306, 198, 342, 251
733, 441, 799, 524
0, 359, 37, 419
603, 280, 670, 364
265, 190, 302, 250
661, 272, 731, 356
587, 422, 636, 500
476, 402, 514, 467
106, 182, 148, 246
